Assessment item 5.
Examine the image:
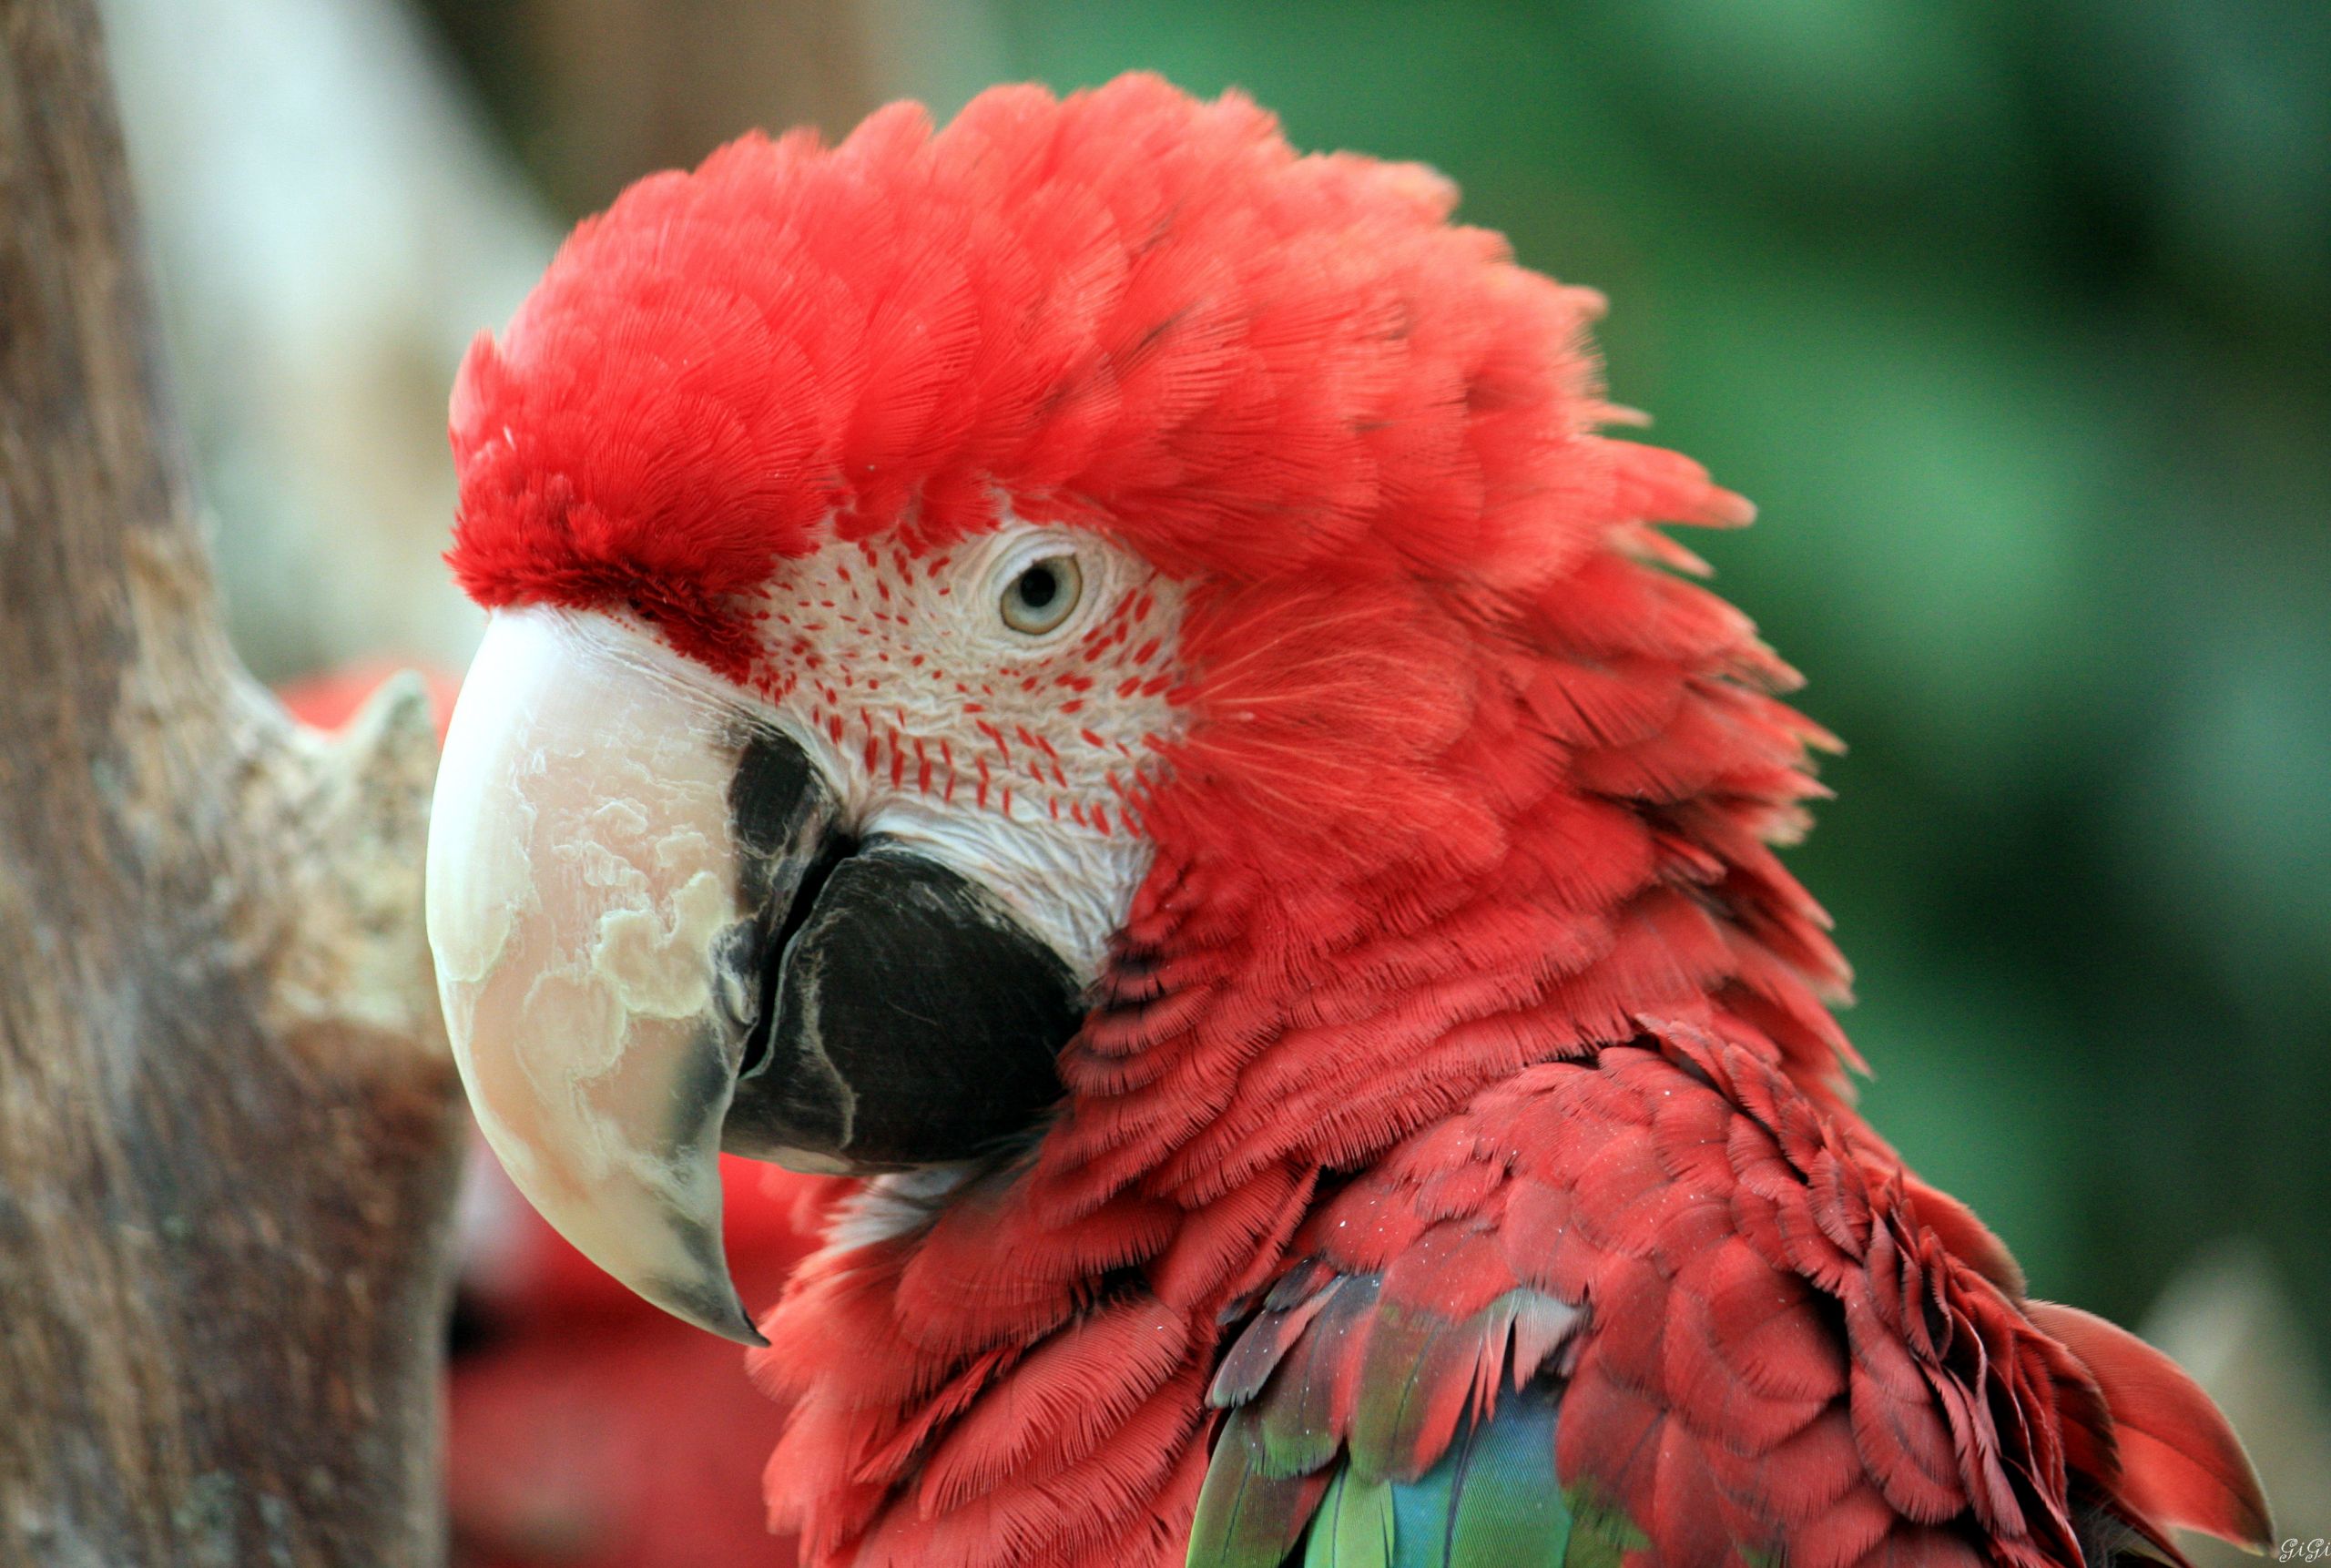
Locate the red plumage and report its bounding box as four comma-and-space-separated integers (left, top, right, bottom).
443, 75, 2267, 1568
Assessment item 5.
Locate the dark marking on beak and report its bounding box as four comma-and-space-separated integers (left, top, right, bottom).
730, 728, 840, 911
723, 840, 1083, 1169
704, 729, 845, 1115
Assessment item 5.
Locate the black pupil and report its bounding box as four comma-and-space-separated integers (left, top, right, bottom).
1018, 565, 1059, 609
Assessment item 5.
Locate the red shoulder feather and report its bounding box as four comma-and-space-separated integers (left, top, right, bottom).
1200, 1023, 2267, 1568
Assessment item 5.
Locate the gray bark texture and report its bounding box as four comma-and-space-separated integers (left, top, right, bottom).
0, 1, 463, 1563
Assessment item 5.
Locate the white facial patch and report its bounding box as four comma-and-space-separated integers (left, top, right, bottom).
731, 520, 1186, 984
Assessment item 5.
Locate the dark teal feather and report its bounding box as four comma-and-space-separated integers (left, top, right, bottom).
1388, 1387, 1570, 1568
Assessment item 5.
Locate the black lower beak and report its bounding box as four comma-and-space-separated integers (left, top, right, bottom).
720, 729, 1086, 1171
723, 837, 1084, 1170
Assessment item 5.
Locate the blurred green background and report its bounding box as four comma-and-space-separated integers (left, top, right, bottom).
105, 0, 2328, 1533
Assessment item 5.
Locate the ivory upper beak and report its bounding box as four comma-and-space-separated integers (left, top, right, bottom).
424, 607, 772, 1344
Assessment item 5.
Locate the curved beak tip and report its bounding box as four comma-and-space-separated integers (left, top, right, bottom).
657, 1278, 770, 1348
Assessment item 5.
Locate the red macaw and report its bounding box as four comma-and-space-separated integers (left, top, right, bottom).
420, 74, 2270, 1568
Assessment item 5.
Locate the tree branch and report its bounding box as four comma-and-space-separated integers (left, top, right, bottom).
0, 2, 463, 1563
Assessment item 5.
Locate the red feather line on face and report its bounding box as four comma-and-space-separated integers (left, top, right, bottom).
443, 73, 2262, 1568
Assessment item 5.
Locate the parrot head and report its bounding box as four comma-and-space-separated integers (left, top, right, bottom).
426, 75, 1771, 1345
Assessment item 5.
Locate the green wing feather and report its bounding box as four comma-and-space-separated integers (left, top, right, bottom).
1304, 1467, 1398, 1568
1189, 1408, 1332, 1568
1194, 1386, 1575, 1568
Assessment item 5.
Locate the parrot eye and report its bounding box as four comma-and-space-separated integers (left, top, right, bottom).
999, 554, 1084, 636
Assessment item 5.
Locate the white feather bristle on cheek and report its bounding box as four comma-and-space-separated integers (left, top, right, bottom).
727, 520, 1186, 983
